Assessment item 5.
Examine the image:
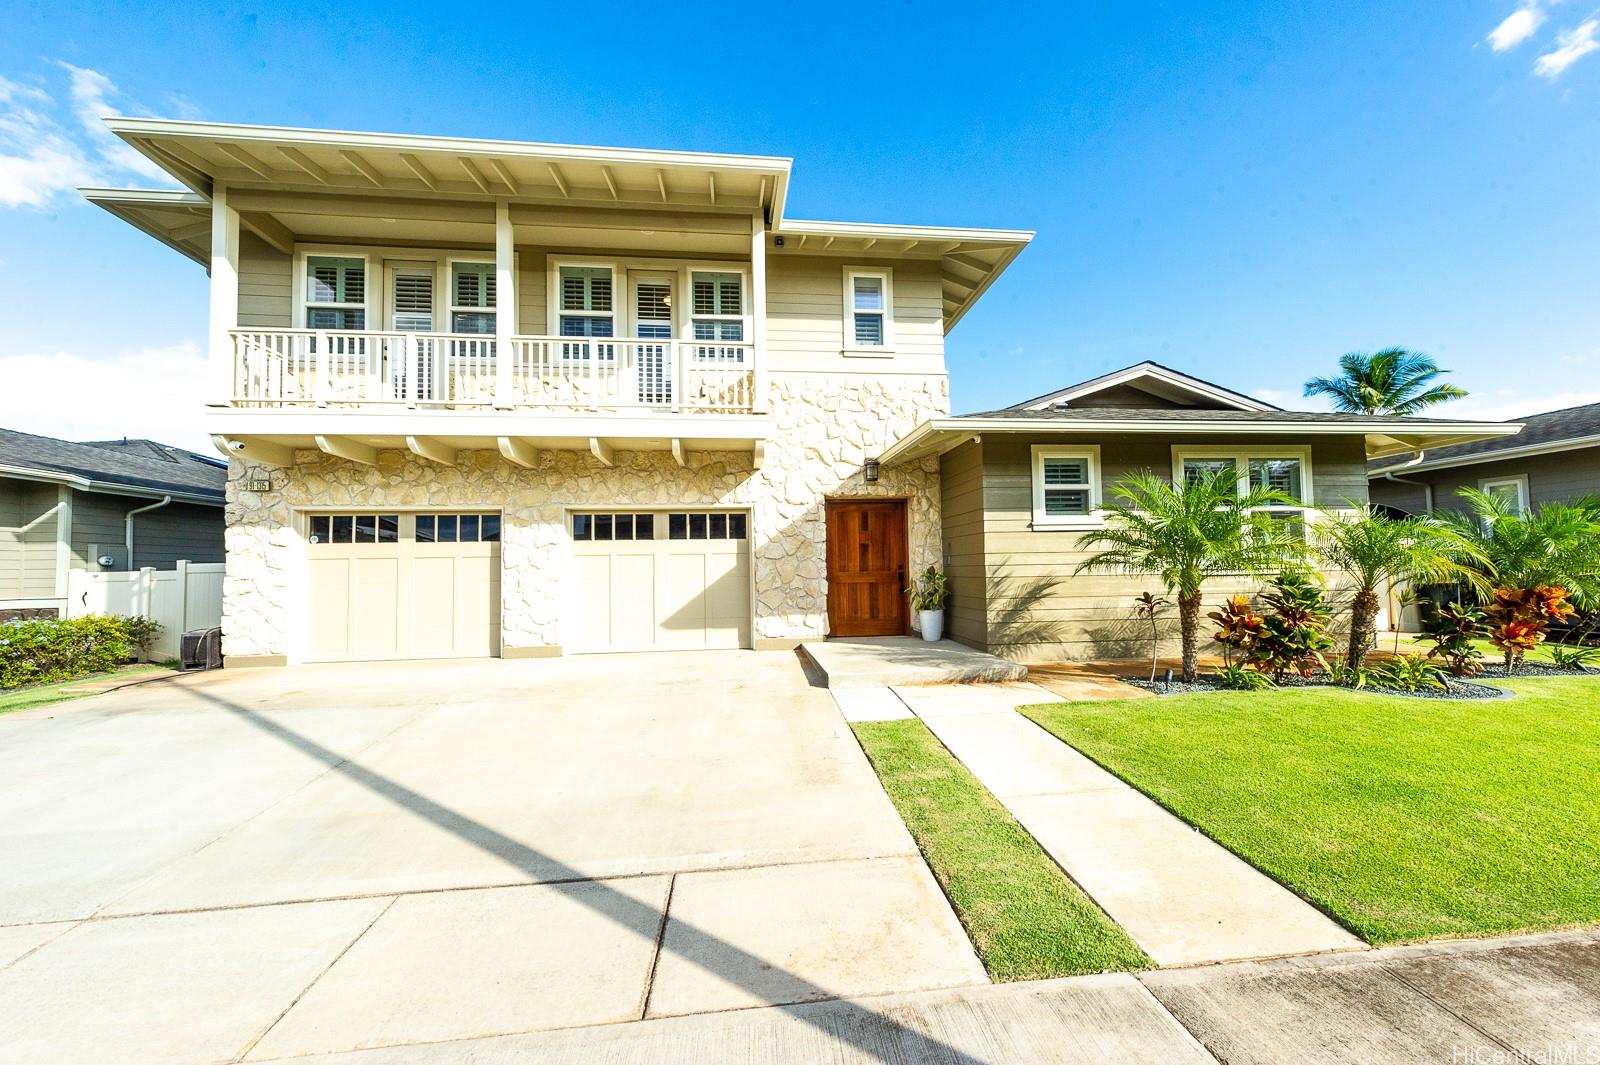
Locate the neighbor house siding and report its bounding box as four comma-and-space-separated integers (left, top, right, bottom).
0, 480, 62, 599
957, 433, 1369, 661
766, 255, 945, 375
939, 439, 987, 649
128, 502, 224, 569
69, 491, 131, 571
237, 232, 293, 328
1368, 447, 1600, 516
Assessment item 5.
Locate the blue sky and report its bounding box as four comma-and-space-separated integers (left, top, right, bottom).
2, 1, 1597, 450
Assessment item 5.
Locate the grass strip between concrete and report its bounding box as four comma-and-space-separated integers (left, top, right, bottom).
852, 718, 1151, 981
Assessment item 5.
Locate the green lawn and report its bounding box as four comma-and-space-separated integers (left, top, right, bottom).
1024, 676, 1600, 944
0, 664, 166, 714
852, 719, 1150, 979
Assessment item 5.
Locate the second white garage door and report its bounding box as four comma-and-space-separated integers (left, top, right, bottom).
568, 510, 751, 652
305, 511, 501, 662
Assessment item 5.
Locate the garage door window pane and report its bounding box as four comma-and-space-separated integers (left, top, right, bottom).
669, 513, 687, 539
481, 515, 501, 542
634, 514, 654, 540
709, 513, 727, 539
332, 515, 353, 543
354, 515, 377, 543
595, 514, 613, 540
572, 514, 592, 540
689, 513, 707, 539
378, 515, 399, 542
309, 515, 330, 544
438, 515, 457, 542
728, 513, 747, 539
614, 514, 634, 541
416, 515, 436, 542
460, 514, 480, 542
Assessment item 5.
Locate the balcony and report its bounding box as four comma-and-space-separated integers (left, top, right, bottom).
231, 329, 757, 414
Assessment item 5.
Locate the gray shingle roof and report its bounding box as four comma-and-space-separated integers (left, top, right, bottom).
1368, 402, 1600, 471
0, 429, 226, 502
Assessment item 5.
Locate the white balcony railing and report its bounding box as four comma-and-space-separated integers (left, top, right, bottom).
229, 329, 756, 414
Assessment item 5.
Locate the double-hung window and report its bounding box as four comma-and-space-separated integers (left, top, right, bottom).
690, 272, 744, 343
450, 262, 496, 334
1031, 446, 1102, 529
557, 265, 614, 360
305, 256, 366, 330
1480, 475, 1529, 515
1176, 449, 1312, 534
844, 268, 892, 352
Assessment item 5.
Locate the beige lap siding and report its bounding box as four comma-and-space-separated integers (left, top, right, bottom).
221, 374, 945, 661
943, 433, 1369, 662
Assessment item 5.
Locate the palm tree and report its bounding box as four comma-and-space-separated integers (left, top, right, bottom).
1442, 490, 1600, 608
1303, 348, 1468, 415
1313, 509, 1488, 668
1075, 468, 1302, 682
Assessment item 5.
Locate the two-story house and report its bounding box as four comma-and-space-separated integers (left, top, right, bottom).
85, 119, 1031, 665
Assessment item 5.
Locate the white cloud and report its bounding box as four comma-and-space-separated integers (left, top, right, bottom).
1535, 18, 1600, 76
0, 63, 179, 208
1489, 5, 1547, 51
0, 344, 212, 452
1434, 386, 1600, 421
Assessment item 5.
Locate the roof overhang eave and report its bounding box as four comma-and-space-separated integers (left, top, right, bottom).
0, 463, 222, 506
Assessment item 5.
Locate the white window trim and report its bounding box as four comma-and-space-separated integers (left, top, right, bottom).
842, 266, 894, 356
1031, 444, 1104, 529
549, 258, 619, 338
687, 268, 750, 345
386, 261, 439, 332
1170, 446, 1316, 520
1479, 474, 1529, 515
447, 258, 498, 334
294, 251, 373, 331
291, 245, 517, 334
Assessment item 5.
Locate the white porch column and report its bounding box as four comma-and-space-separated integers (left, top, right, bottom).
494, 200, 515, 408
208, 182, 241, 406
750, 210, 769, 414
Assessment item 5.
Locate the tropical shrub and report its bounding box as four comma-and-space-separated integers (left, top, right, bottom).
1212, 662, 1274, 691
1251, 572, 1336, 682
1369, 654, 1448, 693
1324, 658, 1378, 689
1485, 585, 1576, 672
0, 615, 135, 689
907, 566, 950, 613
1076, 467, 1300, 682
1208, 594, 1265, 666
1546, 643, 1600, 671
119, 615, 164, 660
1132, 592, 1170, 683
1422, 601, 1487, 675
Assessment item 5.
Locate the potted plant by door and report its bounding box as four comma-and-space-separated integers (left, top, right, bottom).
908, 566, 951, 643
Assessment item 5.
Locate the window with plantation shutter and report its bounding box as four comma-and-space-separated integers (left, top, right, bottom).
1031, 446, 1103, 528
690, 271, 744, 342
558, 265, 615, 339
843, 268, 892, 351
390, 269, 434, 331
1174, 450, 1314, 537
450, 262, 496, 335
305, 256, 366, 330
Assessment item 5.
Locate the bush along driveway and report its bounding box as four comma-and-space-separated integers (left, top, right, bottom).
1025, 675, 1600, 944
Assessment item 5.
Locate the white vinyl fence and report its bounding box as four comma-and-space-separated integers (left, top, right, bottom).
65, 561, 224, 662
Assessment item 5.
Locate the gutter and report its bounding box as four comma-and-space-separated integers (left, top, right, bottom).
0, 463, 221, 507
125, 496, 172, 571
1381, 452, 1433, 515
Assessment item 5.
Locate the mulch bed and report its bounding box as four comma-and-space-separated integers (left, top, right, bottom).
1121, 671, 1511, 701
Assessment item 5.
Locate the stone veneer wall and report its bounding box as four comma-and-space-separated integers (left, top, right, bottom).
222, 372, 948, 660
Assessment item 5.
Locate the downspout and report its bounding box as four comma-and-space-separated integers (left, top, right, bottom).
1381, 451, 1432, 515
124, 496, 172, 570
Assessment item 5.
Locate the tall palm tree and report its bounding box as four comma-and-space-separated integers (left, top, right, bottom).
1313, 509, 1488, 667
1075, 468, 1302, 682
1303, 348, 1468, 415
1442, 490, 1600, 608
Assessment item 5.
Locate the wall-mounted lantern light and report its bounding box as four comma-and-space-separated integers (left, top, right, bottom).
863, 459, 880, 483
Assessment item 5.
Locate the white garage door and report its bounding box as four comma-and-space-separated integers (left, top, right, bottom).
569, 510, 751, 652
305, 511, 501, 662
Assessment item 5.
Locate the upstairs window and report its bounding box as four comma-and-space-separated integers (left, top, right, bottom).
844, 268, 892, 351
691, 271, 744, 343
450, 262, 496, 335
1031, 446, 1102, 529
305, 256, 366, 330
558, 266, 615, 338
390, 268, 434, 331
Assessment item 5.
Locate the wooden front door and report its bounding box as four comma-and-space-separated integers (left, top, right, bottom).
826, 500, 909, 637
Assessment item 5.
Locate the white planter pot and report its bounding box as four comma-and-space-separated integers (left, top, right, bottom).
918, 609, 944, 643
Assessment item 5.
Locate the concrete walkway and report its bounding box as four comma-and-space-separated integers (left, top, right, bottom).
887, 682, 1364, 967
801, 637, 1028, 688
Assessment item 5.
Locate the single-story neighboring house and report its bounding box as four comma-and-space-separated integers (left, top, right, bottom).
1368, 401, 1599, 517
0, 430, 227, 620
877, 362, 1519, 660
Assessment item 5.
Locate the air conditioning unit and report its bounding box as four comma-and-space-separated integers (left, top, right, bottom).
180, 627, 224, 671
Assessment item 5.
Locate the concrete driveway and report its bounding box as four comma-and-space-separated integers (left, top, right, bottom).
0, 652, 984, 1064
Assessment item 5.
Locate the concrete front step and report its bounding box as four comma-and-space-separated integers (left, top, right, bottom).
800, 637, 1028, 689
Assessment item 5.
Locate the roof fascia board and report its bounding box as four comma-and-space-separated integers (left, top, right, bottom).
1017, 364, 1278, 412
1367, 434, 1600, 477
778, 218, 1035, 244
0, 464, 220, 506
81, 189, 211, 266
